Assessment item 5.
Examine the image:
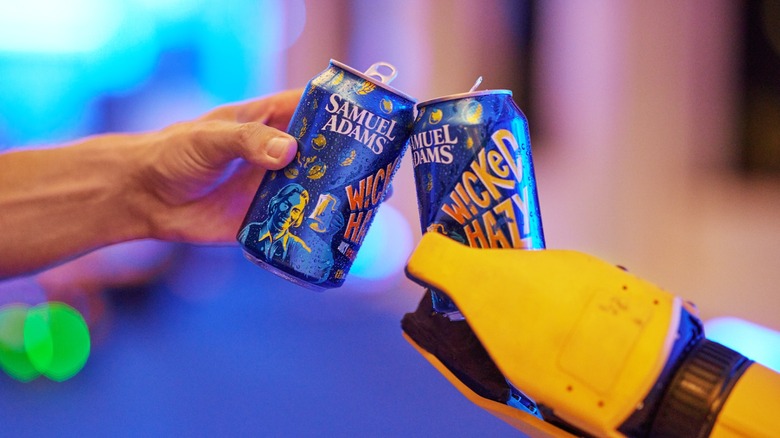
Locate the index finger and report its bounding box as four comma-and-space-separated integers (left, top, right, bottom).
202, 89, 304, 130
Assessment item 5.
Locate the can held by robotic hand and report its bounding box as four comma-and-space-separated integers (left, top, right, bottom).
238, 60, 416, 290
411, 85, 545, 318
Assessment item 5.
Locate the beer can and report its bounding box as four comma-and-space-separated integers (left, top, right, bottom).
238, 60, 416, 290
411, 85, 545, 317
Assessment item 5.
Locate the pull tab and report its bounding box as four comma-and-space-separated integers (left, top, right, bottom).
469, 76, 483, 92
364, 62, 398, 85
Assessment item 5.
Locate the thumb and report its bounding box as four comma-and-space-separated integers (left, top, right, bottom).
197, 121, 298, 170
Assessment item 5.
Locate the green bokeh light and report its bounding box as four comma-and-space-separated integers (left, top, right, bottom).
0, 302, 90, 382
0, 304, 41, 382
24, 302, 91, 382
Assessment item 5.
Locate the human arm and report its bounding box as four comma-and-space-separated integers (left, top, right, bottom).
0, 89, 302, 279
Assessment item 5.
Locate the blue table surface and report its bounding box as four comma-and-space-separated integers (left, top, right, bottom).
0, 245, 521, 437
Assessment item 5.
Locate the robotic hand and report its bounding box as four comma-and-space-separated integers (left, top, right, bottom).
402, 232, 780, 438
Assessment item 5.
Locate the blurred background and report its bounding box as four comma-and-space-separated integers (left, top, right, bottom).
0, 0, 779, 435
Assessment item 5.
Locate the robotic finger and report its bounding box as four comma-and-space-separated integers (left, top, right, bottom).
402, 233, 778, 437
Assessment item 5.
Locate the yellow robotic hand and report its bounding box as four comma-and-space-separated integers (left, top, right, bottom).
402, 232, 780, 438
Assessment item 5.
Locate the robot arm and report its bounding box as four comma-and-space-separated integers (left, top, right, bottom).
402, 232, 780, 437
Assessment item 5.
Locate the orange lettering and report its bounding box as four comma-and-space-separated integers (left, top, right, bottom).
345, 180, 365, 210
464, 219, 488, 248
494, 197, 522, 248
344, 211, 364, 242
371, 168, 385, 205
463, 171, 490, 208
441, 190, 473, 225
483, 210, 511, 248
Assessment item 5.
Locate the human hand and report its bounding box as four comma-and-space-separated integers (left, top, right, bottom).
133, 89, 303, 244
0, 89, 303, 279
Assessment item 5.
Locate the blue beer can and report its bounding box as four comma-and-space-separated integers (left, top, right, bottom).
411, 86, 545, 317
238, 60, 416, 290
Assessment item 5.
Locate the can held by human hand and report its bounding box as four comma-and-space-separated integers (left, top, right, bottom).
411, 84, 545, 317
238, 60, 416, 290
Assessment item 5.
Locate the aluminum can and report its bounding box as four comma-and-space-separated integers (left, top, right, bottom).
238, 60, 416, 290
411, 89, 545, 316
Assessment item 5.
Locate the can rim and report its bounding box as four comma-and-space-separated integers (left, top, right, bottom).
241, 250, 328, 291
417, 89, 513, 107
330, 59, 417, 103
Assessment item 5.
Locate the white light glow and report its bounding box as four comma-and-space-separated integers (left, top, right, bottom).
350, 204, 413, 280
705, 317, 780, 373
129, 0, 201, 19
0, 0, 122, 53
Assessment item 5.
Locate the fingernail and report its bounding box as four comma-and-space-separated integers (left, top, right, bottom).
267, 136, 295, 159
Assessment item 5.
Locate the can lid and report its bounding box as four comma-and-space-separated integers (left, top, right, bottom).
330, 59, 417, 103
417, 77, 512, 107
364, 61, 398, 84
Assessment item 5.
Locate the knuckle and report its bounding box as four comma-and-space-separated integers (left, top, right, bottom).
177, 120, 210, 142
234, 122, 257, 145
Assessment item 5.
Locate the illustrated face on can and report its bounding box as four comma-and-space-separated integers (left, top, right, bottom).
268, 184, 310, 235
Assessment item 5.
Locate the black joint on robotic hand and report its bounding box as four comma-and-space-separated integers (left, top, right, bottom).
401, 292, 512, 403
649, 339, 752, 438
